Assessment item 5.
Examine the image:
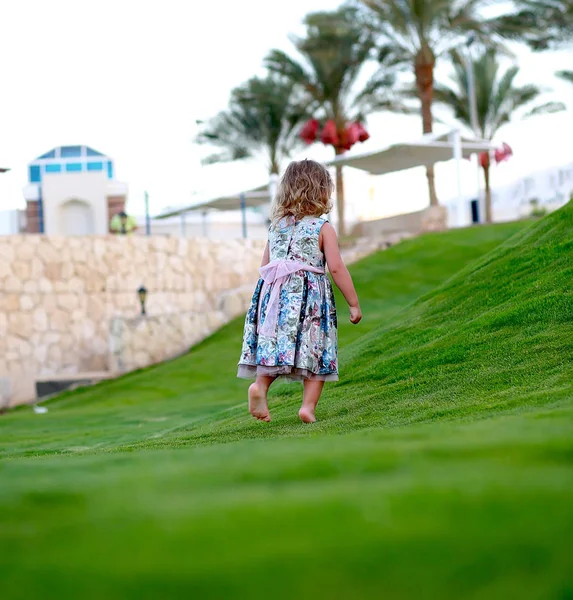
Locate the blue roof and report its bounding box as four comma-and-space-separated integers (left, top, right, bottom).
35, 146, 108, 161
86, 146, 104, 156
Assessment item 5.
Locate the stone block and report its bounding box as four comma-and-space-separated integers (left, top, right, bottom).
0, 243, 15, 263
1, 294, 20, 312
57, 294, 79, 311
68, 277, 85, 293
47, 344, 62, 364
0, 259, 13, 279
33, 344, 48, 364
20, 295, 36, 311
12, 260, 31, 279
87, 296, 104, 321
44, 263, 62, 281
51, 309, 70, 332
8, 313, 33, 339
4, 276, 22, 293
219, 289, 248, 319
61, 262, 75, 279
23, 280, 38, 293
39, 278, 54, 293
38, 242, 62, 264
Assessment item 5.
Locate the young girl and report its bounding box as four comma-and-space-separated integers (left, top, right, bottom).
237, 159, 362, 423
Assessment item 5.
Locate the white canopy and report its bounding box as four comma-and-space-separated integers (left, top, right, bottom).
156, 184, 270, 219
328, 130, 494, 175
198, 188, 271, 211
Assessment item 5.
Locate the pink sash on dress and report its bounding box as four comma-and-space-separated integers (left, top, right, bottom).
258, 258, 325, 339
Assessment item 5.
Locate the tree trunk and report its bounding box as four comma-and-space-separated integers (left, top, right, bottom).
335, 147, 345, 237
483, 156, 492, 223
415, 58, 439, 207
269, 149, 280, 176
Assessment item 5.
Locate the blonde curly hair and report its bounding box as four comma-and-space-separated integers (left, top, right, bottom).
270, 160, 333, 224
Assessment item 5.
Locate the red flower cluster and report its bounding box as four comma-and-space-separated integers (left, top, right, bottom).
479, 142, 513, 168
300, 119, 369, 151
494, 142, 513, 164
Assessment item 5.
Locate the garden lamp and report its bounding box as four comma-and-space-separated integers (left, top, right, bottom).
137, 285, 148, 315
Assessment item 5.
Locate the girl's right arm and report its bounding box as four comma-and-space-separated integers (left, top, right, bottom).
321, 223, 362, 324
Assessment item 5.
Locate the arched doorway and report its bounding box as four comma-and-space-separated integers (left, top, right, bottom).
59, 199, 94, 235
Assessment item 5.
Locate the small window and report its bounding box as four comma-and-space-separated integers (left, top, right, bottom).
29, 165, 41, 183
107, 161, 114, 179
45, 163, 62, 173
65, 163, 83, 172
61, 146, 83, 158
87, 162, 103, 171
86, 147, 104, 157
38, 149, 56, 159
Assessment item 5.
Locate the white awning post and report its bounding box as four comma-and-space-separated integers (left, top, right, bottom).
201, 210, 208, 237
269, 173, 278, 204
179, 213, 186, 238
240, 192, 247, 239
261, 173, 278, 224
464, 40, 483, 223
451, 129, 464, 223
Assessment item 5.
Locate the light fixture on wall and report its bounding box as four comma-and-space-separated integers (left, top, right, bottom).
137, 285, 148, 316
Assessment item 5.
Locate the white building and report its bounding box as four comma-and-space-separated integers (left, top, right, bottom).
22, 145, 128, 235
442, 161, 573, 228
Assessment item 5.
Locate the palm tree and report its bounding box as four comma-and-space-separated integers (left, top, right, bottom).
197, 74, 310, 175
360, 0, 493, 207
434, 48, 544, 222
265, 7, 402, 235
494, 1, 573, 50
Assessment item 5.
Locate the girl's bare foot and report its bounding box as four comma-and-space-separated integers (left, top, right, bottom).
249, 383, 271, 422
298, 406, 316, 423
299, 379, 323, 423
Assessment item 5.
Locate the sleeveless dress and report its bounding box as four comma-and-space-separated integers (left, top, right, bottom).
237, 215, 338, 382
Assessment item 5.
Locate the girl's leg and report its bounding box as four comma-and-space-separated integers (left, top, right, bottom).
299, 379, 325, 423
249, 375, 276, 422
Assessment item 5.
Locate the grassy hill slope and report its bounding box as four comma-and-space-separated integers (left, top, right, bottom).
0, 220, 526, 458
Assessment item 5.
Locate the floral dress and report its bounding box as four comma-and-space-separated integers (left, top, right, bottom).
237, 215, 338, 382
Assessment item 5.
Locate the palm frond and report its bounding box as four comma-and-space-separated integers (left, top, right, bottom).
556, 70, 573, 85
433, 84, 472, 127
524, 101, 567, 118
493, 0, 573, 49
265, 50, 318, 98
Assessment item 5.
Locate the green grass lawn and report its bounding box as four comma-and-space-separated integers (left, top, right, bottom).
1, 209, 572, 599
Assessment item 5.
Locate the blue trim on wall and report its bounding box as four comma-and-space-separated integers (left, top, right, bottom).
29, 165, 41, 183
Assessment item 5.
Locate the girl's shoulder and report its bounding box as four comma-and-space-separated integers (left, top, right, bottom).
301, 215, 328, 230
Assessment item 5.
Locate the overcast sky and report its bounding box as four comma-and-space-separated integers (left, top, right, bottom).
1, 0, 572, 216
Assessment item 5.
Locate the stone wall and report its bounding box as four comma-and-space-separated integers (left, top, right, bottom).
0, 235, 264, 407
0, 230, 418, 408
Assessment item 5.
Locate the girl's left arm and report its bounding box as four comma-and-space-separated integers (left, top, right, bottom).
261, 242, 270, 267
